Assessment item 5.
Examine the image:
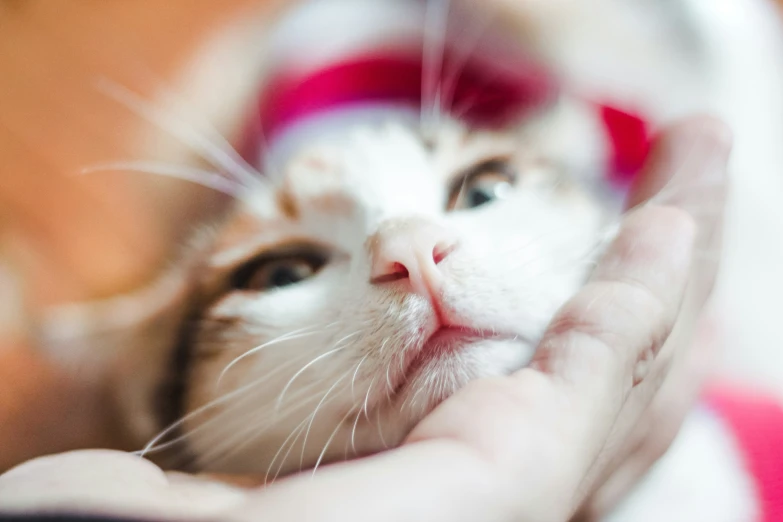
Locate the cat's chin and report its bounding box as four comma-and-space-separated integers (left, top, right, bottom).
321, 337, 538, 469
390, 336, 536, 420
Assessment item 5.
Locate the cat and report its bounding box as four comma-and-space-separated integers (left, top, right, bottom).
25, 0, 783, 520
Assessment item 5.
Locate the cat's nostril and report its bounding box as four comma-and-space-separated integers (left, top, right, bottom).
432, 242, 456, 265
368, 220, 458, 296
371, 262, 409, 285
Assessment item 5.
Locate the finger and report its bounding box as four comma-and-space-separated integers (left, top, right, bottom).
574, 121, 731, 514
0, 450, 248, 519
580, 313, 720, 521
524, 205, 695, 509
629, 115, 731, 308
587, 117, 730, 449
625, 114, 732, 211
531, 203, 696, 394
607, 118, 731, 446
186, 472, 266, 489
591, 118, 730, 429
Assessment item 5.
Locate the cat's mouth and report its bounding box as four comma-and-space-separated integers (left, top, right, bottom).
396, 326, 520, 391
424, 326, 509, 356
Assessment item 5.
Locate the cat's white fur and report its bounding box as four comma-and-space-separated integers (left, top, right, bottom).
30, 0, 783, 520
180, 118, 607, 476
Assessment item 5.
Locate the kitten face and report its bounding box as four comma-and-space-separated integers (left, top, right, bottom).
178, 119, 607, 476
31, 0, 721, 480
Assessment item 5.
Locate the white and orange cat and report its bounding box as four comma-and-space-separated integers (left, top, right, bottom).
26, 0, 783, 520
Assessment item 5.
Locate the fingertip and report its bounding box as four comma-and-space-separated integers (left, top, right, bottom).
664, 114, 734, 151
533, 203, 698, 413
593, 204, 697, 289
626, 114, 732, 210
0, 449, 165, 485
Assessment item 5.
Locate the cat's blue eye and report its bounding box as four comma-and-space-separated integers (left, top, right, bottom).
232, 251, 328, 291
448, 159, 515, 211
466, 185, 498, 208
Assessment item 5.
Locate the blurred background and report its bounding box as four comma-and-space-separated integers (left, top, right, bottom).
2, 0, 783, 474
0, 0, 273, 471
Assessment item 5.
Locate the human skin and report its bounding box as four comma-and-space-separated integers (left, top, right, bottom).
0, 118, 730, 522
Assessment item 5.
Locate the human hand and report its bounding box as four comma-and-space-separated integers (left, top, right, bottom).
574, 115, 731, 520
0, 116, 729, 522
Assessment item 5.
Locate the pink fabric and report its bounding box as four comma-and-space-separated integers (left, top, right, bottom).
704, 385, 783, 522
254, 51, 651, 188
259, 50, 556, 138
599, 103, 651, 186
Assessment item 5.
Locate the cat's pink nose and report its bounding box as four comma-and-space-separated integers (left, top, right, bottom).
368, 219, 458, 298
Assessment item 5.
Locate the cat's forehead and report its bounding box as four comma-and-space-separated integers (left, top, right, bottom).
207, 120, 523, 269
275, 120, 519, 215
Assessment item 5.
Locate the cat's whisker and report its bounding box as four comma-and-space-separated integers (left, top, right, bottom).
274, 421, 311, 483
197, 380, 331, 470
421, 0, 452, 133
299, 368, 355, 468
160, 342, 347, 460
453, 171, 470, 209
140, 348, 320, 456
254, 122, 286, 184
385, 360, 394, 396
217, 381, 344, 479
448, 83, 504, 122
311, 409, 355, 478
375, 407, 389, 449
398, 338, 413, 378
268, 377, 332, 422
275, 343, 351, 411
216, 324, 330, 391
95, 60, 267, 188
270, 377, 353, 483
335, 329, 365, 348
350, 405, 363, 456
265, 416, 311, 486
139, 383, 256, 457
80, 161, 244, 198
350, 354, 369, 401
95, 78, 265, 191
200, 406, 303, 468
362, 374, 378, 421
438, 3, 496, 115
406, 378, 428, 414
149, 82, 276, 188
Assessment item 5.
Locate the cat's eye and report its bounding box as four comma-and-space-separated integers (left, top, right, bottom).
447, 159, 516, 211
232, 249, 328, 291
